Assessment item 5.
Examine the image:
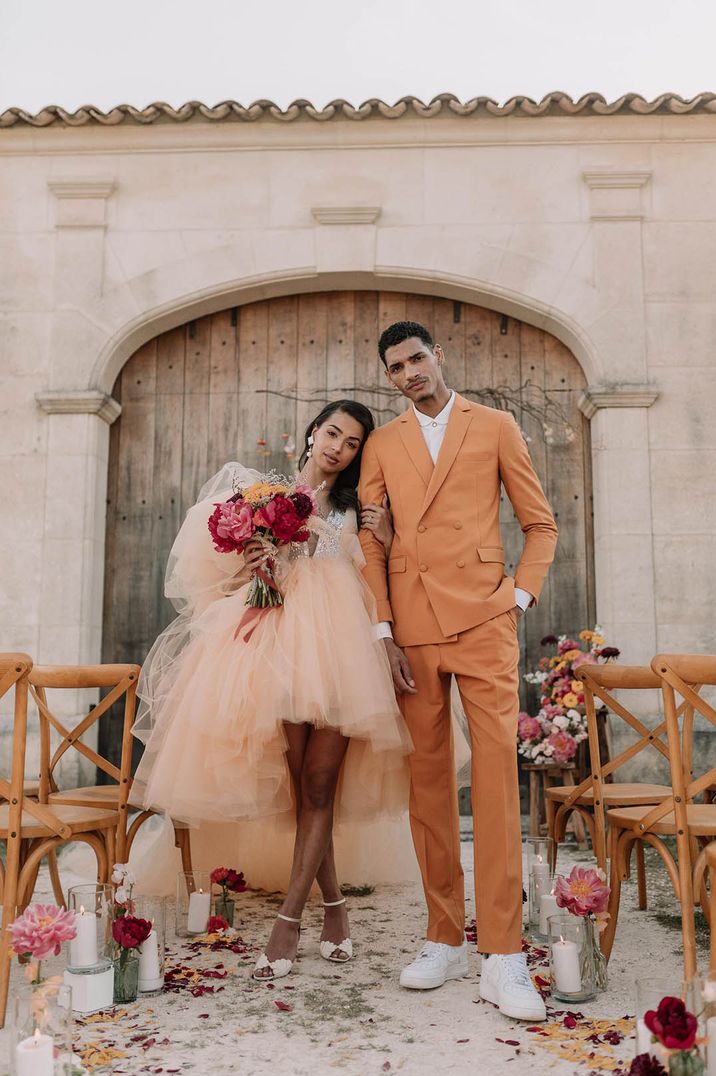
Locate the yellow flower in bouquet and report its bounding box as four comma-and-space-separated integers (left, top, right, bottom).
562, 692, 579, 708
571, 679, 584, 692
562, 648, 583, 662
242, 480, 290, 506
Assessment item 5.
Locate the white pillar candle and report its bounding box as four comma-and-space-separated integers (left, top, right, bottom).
532, 856, 551, 901
186, 889, 211, 934
138, 929, 163, 992
636, 1017, 654, 1056
15, 1029, 54, 1076
551, 937, 582, 994
707, 1016, 716, 1076
538, 892, 560, 935
70, 906, 98, 968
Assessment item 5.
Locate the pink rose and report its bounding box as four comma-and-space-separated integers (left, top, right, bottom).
518, 713, 542, 741
546, 729, 577, 763
208, 501, 255, 552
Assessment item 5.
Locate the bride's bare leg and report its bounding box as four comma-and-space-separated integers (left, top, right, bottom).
256, 727, 349, 975
282, 724, 349, 951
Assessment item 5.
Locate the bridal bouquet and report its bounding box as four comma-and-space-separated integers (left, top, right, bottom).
517, 626, 620, 764
207, 473, 318, 638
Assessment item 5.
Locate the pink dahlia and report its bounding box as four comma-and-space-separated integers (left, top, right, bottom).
8, 903, 77, 960
546, 729, 577, 763
555, 866, 610, 918
518, 713, 542, 741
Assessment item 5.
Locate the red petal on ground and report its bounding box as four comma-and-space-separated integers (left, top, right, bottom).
382, 1064, 391, 1072
563, 1015, 577, 1029
274, 1000, 292, 1012
457, 1038, 470, 1043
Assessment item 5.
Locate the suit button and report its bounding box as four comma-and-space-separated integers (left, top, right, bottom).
418, 524, 426, 533
457, 560, 465, 568
419, 564, 428, 573
453, 521, 463, 530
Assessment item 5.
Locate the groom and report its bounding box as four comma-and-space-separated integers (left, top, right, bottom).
358, 321, 558, 1021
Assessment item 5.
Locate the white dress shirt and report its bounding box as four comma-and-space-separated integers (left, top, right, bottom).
376, 391, 532, 640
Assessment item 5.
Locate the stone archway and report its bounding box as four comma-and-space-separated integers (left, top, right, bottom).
100, 289, 594, 764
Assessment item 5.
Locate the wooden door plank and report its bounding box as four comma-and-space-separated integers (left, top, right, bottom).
353, 292, 381, 418
181, 317, 211, 508
208, 309, 239, 471
266, 296, 298, 475
326, 291, 356, 413
237, 301, 269, 472
296, 293, 328, 468
434, 296, 466, 396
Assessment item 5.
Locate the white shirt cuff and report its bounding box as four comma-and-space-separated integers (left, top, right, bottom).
514, 587, 533, 612
376, 621, 394, 640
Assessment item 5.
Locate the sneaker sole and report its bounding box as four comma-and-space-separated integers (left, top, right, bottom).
479, 981, 546, 1021
400, 963, 469, 991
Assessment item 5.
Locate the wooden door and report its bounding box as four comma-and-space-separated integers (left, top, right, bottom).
101, 292, 594, 767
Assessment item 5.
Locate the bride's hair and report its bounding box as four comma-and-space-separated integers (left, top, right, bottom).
299, 399, 375, 513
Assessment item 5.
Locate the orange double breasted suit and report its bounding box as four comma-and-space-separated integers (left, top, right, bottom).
359, 395, 558, 952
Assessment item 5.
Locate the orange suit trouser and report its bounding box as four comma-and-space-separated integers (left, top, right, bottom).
400, 608, 523, 954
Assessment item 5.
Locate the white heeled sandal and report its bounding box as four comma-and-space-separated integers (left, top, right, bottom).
319, 898, 353, 963
252, 913, 301, 981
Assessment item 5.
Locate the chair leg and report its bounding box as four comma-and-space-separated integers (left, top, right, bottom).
174, 825, 193, 875
710, 856, 716, 972
636, 840, 648, 911
545, 796, 558, 872
529, 771, 540, 838
48, 849, 65, 908
0, 829, 25, 1028
601, 826, 628, 963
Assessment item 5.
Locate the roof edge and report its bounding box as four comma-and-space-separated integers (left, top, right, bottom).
2, 91, 716, 129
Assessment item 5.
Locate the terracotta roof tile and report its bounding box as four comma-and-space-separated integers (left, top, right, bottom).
2, 91, 715, 128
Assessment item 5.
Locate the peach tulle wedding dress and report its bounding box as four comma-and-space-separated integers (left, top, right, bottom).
129, 463, 422, 891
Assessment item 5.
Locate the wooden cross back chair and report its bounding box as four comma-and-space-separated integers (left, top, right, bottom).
30, 663, 193, 892
0, 655, 118, 1026
545, 664, 673, 879
602, 654, 716, 979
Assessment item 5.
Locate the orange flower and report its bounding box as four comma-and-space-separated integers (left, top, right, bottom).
242, 481, 289, 505
579, 630, 594, 642
561, 692, 578, 708
571, 679, 583, 692
562, 648, 583, 662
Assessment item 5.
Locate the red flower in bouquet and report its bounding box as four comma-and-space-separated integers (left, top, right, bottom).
210, 867, 247, 894
208, 500, 256, 553
555, 866, 609, 918
8, 903, 76, 961
644, 997, 698, 1051
254, 494, 309, 543
112, 915, 152, 951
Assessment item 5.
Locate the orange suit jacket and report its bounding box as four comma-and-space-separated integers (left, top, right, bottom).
358, 395, 559, 648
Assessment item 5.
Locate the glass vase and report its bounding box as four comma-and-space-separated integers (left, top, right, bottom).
634, 978, 700, 1063
112, 953, 140, 1005
523, 837, 555, 934
548, 913, 607, 1003
66, 883, 113, 972
133, 896, 166, 995
10, 982, 73, 1075
213, 895, 235, 926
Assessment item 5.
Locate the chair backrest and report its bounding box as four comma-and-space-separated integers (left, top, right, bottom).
643, 654, 716, 833
28, 664, 140, 823
0, 653, 73, 840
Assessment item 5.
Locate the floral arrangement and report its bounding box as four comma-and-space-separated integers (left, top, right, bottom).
207, 473, 318, 618
518, 626, 620, 764
210, 867, 247, 900
630, 996, 704, 1075
555, 865, 610, 930
206, 915, 230, 934
7, 903, 76, 987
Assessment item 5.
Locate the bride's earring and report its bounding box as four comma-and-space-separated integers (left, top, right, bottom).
307, 435, 314, 459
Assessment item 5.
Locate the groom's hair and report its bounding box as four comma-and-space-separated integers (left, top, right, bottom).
378, 321, 434, 366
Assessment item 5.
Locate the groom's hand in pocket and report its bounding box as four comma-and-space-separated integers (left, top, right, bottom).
383, 639, 417, 695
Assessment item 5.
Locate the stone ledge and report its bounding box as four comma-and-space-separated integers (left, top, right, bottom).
311, 206, 381, 225
36, 390, 121, 424
49, 180, 115, 228
579, 384, 659, 419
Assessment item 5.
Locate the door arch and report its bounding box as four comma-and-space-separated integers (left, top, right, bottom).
102, 290, 594, 753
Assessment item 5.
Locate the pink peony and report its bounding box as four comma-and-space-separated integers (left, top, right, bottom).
557, 638, 581, 655
208, 500, 256, 553
547, 729, 577, 762
8, 903, 76, 960
555, 866, 610, 918
518, 713, 542, 741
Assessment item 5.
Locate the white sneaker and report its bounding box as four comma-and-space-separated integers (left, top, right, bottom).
399, 940, 469, 990
479, 952, 547, 1021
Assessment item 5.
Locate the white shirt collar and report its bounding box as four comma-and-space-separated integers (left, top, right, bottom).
413, 390, 456, 428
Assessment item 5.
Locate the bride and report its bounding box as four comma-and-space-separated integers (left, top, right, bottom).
131, 399, 413, 980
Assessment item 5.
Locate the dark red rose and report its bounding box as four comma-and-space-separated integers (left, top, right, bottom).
628, 1055, 667, 1076
599, 646, 621, 659
225, 869, 247, 893
112, 915, 152, 950
206, 915, 229, 933
644, 996, 698, 1050
290, 491, 315, 520
256, 495, 305, 542
541, 635, 558, 646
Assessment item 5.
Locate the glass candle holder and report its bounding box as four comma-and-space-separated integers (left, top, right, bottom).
548, 913, 607, 1003
66, 883, 113, 972
697, 972, 716, 1076
636, 977, 702, 1066
133, 896, 166, 995
523, 837, 555, 934
10, 982, 73, 1075
175, 871, 211, 937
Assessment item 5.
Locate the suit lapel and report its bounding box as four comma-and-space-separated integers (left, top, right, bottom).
420, 395, 473, 517
397, 409, 434, 487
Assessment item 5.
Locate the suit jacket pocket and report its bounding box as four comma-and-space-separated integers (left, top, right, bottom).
388, 555, 407, 573
476, 547, 505, 563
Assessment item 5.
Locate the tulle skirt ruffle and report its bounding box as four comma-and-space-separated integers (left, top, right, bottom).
132, 555, 412, 825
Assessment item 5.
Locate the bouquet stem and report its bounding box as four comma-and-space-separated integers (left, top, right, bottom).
246, 561, 283, 609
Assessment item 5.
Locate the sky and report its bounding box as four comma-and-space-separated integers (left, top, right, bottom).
1, 0, 714, 114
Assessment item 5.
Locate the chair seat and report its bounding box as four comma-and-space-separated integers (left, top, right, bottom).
607, 803, 716, 836
0, 803, 118, 839
545, 782, 672, 806
49, 785, 119, 808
